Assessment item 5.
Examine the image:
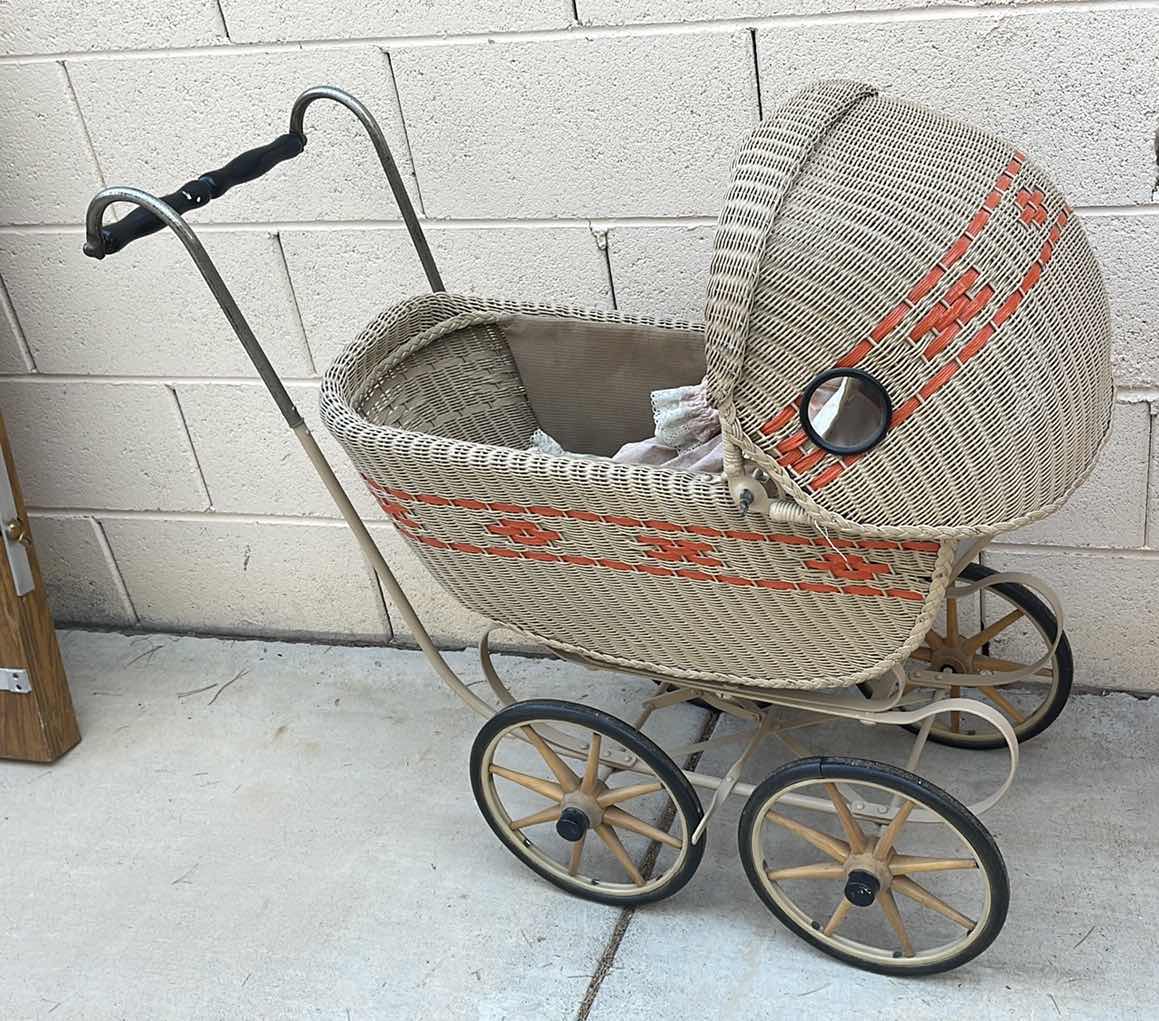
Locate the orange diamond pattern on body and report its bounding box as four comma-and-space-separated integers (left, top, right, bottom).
486, 519, 561, 546
361, 481, 939, 605
636, 535, 723, 567
1016, 189, 1048, 227
802, 552, 892, 582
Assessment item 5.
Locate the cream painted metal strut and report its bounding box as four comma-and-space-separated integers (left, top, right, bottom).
292, 422, 495, 718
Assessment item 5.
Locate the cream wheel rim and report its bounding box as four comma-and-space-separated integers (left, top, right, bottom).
750, 778, 997, 968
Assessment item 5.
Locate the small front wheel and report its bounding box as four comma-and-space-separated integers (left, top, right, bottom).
738, 757, 1008, 976
471, 699, 705, 907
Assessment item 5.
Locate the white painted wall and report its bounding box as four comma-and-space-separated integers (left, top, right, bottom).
0, 2, 1156, 689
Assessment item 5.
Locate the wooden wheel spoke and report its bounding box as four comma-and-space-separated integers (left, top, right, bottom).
909, 646, 932, 663
520, 725, 581, 792
893, 876, 975, 930
823, 896, 853, 937
595, 823, 645, 886
597, 781, 663, 808
879, 889, 914, 957
567, 834, 586, 877
765, 810, 850, 862
604, 807, 682, 849
949, 685, 961, 733
489, 764, 564, 802
979, 685, 1028, 723
509, 805, 562, 831
889, 854, 978, 876
945, 598, 959, 642
581, 732, 601, 795
964, 607, 1024, 653
765, 861, 845, 882
824, 783, 866, 853
974, 654, 1053, 679
925, 629, 945, 649
873, 799, 914, 860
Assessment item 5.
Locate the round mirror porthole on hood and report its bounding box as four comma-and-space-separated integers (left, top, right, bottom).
800, 369, 892, 456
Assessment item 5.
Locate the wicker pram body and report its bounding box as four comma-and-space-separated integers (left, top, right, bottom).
319, 80, 1111, 694
321, 293, 955, 690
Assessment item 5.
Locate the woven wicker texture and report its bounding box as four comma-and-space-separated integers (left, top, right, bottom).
320, 292, 954, 690
705, 80, 1113, 538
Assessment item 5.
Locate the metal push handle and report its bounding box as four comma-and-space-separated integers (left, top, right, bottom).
82, 84, 444, 292
290, 86, 443, 291
83, 133, 305, 258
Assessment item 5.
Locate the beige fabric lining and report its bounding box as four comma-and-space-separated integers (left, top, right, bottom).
503, 315, 706, 457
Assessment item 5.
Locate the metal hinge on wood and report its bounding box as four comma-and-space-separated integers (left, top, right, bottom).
1, 452, 33, 596
1, 668, 31, 694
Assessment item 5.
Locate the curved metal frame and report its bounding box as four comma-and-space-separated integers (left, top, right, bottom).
83, 90, 486, 720
289, 86, 444, 293
484, 645, 1019, 834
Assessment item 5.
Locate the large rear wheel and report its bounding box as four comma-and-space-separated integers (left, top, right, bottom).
907, 562, 1072, 749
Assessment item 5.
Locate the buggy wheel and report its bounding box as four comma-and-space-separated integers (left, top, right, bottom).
738, 757, 1008, 976
471, 699, 705, 907
907, 562, 1072, 749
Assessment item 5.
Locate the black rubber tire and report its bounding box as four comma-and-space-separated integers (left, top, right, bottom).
910, 562, 1073, 749
738, 756, 1010, 977
471, 699, 705, 907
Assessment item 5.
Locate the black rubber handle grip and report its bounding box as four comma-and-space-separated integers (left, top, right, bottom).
89, 132, 306, 257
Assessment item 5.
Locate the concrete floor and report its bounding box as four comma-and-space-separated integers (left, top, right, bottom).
2, 630, 1156, 1021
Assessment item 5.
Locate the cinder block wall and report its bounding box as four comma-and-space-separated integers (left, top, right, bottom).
1, 3, 1156, 689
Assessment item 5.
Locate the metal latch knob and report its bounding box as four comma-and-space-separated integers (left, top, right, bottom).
5, 517, 30, 545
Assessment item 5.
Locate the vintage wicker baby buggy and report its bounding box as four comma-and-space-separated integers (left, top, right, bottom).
84, 80, 1111, 976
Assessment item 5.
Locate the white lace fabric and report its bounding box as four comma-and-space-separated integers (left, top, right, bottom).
528, 379, 723, 473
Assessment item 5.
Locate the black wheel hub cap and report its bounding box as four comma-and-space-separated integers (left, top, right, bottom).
556, 806, 590, 842
844, 869, 880, 907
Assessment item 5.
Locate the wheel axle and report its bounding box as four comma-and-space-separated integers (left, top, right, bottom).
844, 869, 880, 907
556, 806, 590, 842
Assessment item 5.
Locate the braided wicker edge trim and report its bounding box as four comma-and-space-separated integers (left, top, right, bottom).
708, 80, 879, 413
